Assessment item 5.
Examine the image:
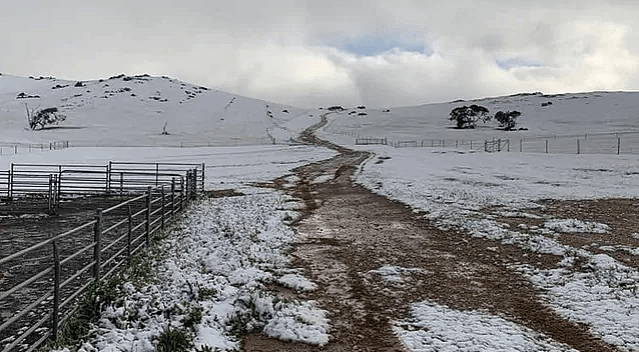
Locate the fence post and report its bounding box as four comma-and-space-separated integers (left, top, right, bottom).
106, 161, 112, 194
618, 137, 621, 155
127, 204, 132, 264
119, 172, 124, 199
180, 178, 184, 210
161, 185, 165, 230
171, 178, 176, 216
145, 186, 151, 243
520, 139, 523, 153
545, 140, 549, 154
52, 240, 61, 340
201, 163, 205, 192
155, 163, 159, 187
9, 163, 13, 199
48, 175, 53, 214
185, 170, 191, 202
577, 139, 580, 154
93, 209, 103, 280
498, 139, 502, 152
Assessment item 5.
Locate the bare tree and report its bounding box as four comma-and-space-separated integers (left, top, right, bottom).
25, 103, 66, 130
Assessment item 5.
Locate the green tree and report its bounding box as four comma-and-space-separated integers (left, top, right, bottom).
449, 105, 490, 129
494, 110, 521, 131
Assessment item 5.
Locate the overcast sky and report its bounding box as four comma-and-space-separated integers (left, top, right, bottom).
2, 0, 639, 108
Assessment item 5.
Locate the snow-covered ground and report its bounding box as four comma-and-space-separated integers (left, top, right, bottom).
66, 190, 328, 352
0, 145, 336, 192
0, 74, 320, 146
349, 146, 639, 351
4, 72, 639, 350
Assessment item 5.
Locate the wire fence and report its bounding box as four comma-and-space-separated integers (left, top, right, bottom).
360, 131, 639, 155
0, 165, 202, 352
0, 141, 69, 155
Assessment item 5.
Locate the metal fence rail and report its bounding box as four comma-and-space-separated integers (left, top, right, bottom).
0, 173, 199, 352
1, 162, 205, 202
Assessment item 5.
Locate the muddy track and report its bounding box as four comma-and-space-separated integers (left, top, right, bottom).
243, 115, 620, 351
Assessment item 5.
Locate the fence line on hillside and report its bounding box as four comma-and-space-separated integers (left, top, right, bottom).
0, 167, 202, 352
0, 141, 69, 155
357, 131, 639, 155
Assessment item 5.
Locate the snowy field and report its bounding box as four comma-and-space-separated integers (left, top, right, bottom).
0, 145, 336, 192
4, 73, 639, 350
350, 145, 639, 351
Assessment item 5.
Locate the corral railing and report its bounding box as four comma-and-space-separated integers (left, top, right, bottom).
0, 176, 200, 352
2, 162, 205, 203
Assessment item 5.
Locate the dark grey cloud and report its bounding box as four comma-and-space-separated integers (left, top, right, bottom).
2, 1, 639, 108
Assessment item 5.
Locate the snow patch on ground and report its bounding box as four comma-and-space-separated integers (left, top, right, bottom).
544, 219, 610, 233
515, 254, 639, 350
277, 274, 318, 292
394, 301, 579, 352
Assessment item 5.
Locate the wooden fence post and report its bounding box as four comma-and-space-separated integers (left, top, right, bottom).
93, 209, 103, 280
145, 186, 151, 243
545, 140, 549, 154
52, 240, 60, 340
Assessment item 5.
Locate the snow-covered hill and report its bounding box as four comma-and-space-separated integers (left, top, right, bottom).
320, 91, 639, 144
0, 74, 316, 146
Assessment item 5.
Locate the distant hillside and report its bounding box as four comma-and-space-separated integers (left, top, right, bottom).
319, 91, 639, 143
0, 74, 315, 146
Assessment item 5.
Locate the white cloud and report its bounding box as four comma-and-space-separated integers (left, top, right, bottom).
3, 1, 639, 108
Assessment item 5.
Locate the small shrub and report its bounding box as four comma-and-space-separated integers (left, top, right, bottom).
357, 105, 366, 109
75, 81, 84, 87
156, 327, 192, 352
182, 307, 203, 331
54, 277, 123, 347
198, 286, 218, 300
327, 105, 345, 111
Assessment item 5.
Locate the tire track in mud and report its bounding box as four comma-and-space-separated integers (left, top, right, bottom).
243, 115, 620, 351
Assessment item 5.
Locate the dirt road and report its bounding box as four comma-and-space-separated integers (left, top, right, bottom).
243, 116, 621, 351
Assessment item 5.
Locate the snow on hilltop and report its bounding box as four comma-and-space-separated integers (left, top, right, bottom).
0, 74, 314, 146
320, 91, 639, 144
